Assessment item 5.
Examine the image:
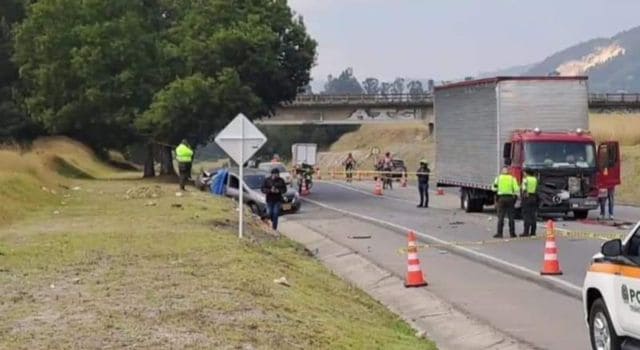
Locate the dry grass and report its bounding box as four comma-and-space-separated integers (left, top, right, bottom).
320, 123, 434, 172
590, 113, 640, 146
0, 137, 435, 349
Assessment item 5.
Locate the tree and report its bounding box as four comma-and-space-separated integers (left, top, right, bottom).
0, 0, 37, 141
324, 68, 363, 94
380, 82, 392, 96
136, 0, 316, 175
15, 0, 316, 178
391, 77, 405, 94
407, 80, 424, 98
14, 0, 162, 149
362, 78, 380, 95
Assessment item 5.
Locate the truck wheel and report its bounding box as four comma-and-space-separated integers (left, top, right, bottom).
589, 298, 622, 350
461, 190, 472, 212
574, 210, 589, 220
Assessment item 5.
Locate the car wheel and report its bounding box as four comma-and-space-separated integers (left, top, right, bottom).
249, 202, 260, 215
589, 298, 622, 350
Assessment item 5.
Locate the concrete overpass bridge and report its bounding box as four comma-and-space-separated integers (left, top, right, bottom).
256, 92, 640, 126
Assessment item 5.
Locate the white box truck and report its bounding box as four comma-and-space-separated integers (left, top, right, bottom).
434, 77, 620, 217
291, 143, 317, 166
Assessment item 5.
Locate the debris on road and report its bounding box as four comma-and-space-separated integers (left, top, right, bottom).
348, 235, 372, 239
273, 276, 291, 287
448, 221, 464, 226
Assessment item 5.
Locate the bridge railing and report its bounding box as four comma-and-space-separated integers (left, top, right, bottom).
288, 93, 433, 105
286, 93, 640, 107
589, 93, 640, 104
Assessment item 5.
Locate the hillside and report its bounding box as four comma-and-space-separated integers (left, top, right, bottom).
525, 26, 640, 92
0, 137, 434, 349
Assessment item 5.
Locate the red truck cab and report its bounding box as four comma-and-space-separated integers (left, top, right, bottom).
503, 128, 620, 219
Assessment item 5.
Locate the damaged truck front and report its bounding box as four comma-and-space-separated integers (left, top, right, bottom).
434, 76, 620, 218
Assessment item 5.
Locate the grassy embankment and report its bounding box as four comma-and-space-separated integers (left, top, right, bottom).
0, 137, 435, 349
320, 114, 640, 205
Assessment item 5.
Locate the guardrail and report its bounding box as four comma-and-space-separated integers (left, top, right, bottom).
286, 93, 640, 108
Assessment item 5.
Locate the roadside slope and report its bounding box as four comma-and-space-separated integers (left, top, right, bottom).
0, 137, 435, 349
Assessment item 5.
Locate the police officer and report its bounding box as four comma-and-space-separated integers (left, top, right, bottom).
520, 169, 538, 237
416, 160, 430, 208
492, 167, 520, 238
175, 139, 194, 191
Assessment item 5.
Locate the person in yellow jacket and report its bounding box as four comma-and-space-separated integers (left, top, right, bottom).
175, 139, 194, 191
492, 167, 520, 238
520, 170, 538, 237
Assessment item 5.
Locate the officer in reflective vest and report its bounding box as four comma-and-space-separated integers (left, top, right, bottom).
520, 170, 538, 237
175, 139, 194, 191
492, 167, 520, 238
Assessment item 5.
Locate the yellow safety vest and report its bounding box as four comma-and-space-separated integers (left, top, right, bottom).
522, 175, 538, 195
493, 174, 519, 196
175, 143, 193, 163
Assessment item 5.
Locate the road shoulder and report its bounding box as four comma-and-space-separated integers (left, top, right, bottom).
280, 220, 533, 350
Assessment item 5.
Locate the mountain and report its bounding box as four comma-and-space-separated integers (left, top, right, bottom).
477, 63, 535, 78
525, 26, 640, 92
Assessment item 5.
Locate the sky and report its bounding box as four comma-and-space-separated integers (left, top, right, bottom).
288, 0, 640, 87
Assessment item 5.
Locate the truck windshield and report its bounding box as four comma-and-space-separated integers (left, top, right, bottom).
524, 142, 595, 168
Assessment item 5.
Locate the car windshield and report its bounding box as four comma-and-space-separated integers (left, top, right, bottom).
244, 174, 266, 189
524, 141, 596, 168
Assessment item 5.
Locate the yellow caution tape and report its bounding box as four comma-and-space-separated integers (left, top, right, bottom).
395, 229, 624, 254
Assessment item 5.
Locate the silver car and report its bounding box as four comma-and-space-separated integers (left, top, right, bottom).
224, 168, 301, 216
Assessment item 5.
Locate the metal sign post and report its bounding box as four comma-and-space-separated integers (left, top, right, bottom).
215, 113, 267, 239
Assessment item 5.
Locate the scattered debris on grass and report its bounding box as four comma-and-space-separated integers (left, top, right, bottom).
123, 185, 164, 199
273, 277, 291, 287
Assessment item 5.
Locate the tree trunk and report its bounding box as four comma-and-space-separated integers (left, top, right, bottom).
143, 142, 155, 178
160, 145, 176, 176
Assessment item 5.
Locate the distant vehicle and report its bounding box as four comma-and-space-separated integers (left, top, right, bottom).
291, 143, 317, 166
258, 162, 292, 184
434, 76, 621, 217
583, 222, 640, 349
390, 159, 407, 178
224, 168, 300, 216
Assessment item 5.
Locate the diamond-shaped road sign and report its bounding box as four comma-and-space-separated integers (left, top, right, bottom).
215, 113, 267, 165
215, 113, 267, 239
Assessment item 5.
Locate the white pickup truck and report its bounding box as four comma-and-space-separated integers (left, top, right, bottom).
583, 222, 640, 350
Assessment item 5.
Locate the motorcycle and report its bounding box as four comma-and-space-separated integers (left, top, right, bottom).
294, 164, 314, 193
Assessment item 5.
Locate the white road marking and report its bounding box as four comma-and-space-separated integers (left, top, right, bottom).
302, 196, 583, 295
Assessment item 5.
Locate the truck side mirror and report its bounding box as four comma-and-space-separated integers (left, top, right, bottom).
503, 143, 512, 166
601, 239, 622, 257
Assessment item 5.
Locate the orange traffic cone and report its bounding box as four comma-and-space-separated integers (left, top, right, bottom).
373, 178, 383, 196
401, 174, 407, 187
436, 188, 444, 195
301, 180, 310, 196
405, 231, 428, 287
541, 220, 563, 275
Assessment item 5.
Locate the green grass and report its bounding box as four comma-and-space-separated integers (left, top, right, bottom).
0, 176, 435, 348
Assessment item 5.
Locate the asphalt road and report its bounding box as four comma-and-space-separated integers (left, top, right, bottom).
286, 181, 639, 350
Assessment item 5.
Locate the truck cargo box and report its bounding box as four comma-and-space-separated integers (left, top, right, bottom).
434, 77, 589, 190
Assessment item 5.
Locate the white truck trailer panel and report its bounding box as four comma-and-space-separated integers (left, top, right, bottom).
291, 143, 317, 165
435, 77, 589, 189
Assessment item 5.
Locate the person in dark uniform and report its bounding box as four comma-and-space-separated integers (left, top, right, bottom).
416, 160, 430, 208
261, 168, 288, 232
520, 169, 539, 237
343, 153, 357, 183
492, 167, 520, 238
